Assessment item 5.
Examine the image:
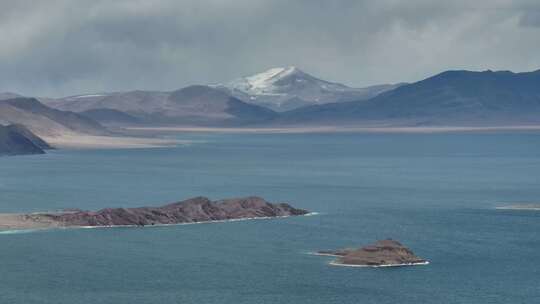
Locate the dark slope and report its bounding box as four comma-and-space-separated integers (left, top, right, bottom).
279, 69, 540, 126
5, 124, 53, 149
225, 95, 278, 124
0, 124, 46, 156
163, 85, 277, 125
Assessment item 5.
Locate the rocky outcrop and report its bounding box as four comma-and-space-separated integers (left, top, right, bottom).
28, 196, 309, 228
317, 239, 428, 267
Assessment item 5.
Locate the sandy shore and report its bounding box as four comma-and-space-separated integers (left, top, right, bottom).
328, 261, 430, 268
309, 252, 430, 268
42, 134, 181, 149
0, 213, 60, 230
126, 125, 540, 134
44, 125, 540, 149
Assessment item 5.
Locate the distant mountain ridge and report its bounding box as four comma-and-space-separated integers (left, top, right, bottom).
0, 97, 110, 137
39, 67, 400, 124
278, 69, 540, 126
10, 67, 540, 128
44, 85, 277, 126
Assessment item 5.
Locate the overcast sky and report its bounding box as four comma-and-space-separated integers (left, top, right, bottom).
1, 0, 539, 97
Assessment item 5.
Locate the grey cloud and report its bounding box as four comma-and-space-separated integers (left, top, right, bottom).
0, 0, 539, 97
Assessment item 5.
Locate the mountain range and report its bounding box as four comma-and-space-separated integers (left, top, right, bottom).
38, 67, 400, 125
279, 69, 540, 126
3, 67, 540, 135
44, 85, 277, 126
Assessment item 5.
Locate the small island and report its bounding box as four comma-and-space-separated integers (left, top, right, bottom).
495, 204, 540, 211
0, 196, 309, 231
316, 239, 429, 267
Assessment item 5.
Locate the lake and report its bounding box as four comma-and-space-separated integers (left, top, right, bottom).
1, 132, 540, 303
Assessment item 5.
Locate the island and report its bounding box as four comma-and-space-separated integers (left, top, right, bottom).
0, 196, 309, 231
495, 204, 540, 211
316, 239, 429, 267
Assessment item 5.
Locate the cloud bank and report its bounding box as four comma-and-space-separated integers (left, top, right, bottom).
0, 0, 539, 97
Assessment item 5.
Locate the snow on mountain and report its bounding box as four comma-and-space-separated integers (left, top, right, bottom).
216, 66, 401, 111
226, 66, 347, 95
72, 94, 107, 99
235, 67, 292, 93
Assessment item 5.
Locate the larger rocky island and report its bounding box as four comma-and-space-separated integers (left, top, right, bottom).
316, 239, 429, 267
0, 196, 309, 231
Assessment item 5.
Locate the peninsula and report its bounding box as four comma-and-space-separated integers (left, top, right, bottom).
317, 239, 429, 267
0, 196, 309, 231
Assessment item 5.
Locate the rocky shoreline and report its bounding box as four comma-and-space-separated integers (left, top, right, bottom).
0, 196, 309, 231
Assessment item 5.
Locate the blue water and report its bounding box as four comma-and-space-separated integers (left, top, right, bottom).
1, 132, 540, 303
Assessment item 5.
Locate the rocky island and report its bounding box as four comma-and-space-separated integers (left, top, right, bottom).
0, 196, 309, 231
317, 239, 428, 267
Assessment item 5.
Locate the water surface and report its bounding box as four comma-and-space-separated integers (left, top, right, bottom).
1, 132, 540, 303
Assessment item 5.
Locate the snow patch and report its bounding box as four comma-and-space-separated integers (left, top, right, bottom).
227, 66, 299, 94
73, 94, 106, 98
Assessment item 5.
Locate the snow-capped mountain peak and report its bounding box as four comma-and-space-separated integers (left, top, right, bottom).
216, 66, 402, 111
228, 66, 305, 94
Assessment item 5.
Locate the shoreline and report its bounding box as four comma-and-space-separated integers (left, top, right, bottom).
310, 252, 430, 268
125, 125, 540, 134
34, 125, 540, 150
328, 261, 430, 268
42, 134, 182, 149
0, 212, 319, 234
495, 205, 540, 211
